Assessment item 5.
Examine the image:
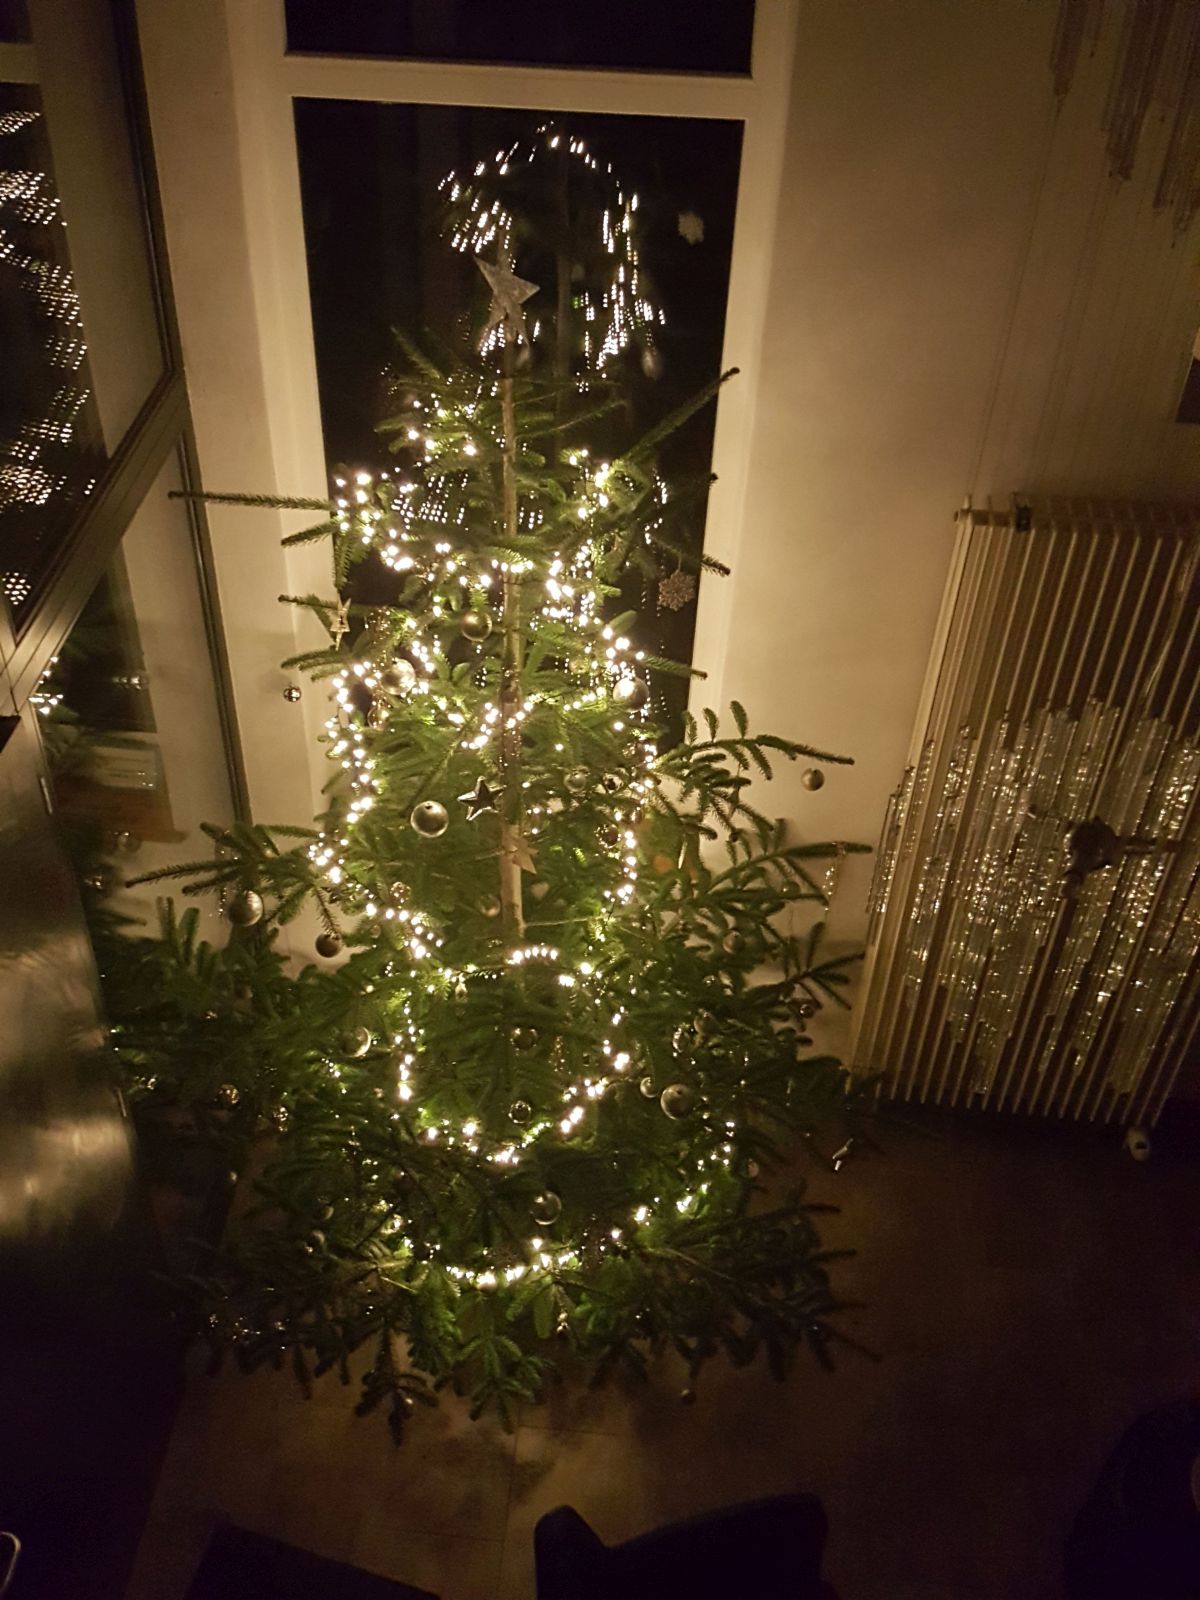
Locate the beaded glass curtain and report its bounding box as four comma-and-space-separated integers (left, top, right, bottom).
855, 500, 1199, 1127
1050, 0, 1200, 233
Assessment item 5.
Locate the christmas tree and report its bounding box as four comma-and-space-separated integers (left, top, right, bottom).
117, 128, 867, 1438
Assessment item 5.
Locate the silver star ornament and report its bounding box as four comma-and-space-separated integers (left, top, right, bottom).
476, 250, 539, 348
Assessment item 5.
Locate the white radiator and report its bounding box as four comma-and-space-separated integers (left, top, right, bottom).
851, 498, 1200, 1127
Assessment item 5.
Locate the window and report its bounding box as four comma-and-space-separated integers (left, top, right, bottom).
285, 0, 754, 75
293, 100, 742, 728
1, 1, 167, 625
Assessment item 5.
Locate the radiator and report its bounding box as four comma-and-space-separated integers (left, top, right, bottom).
850, 498, 1200, 1127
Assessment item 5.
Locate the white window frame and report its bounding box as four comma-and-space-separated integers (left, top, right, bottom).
137, 0, 799, 841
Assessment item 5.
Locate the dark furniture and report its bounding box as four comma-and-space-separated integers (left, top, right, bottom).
535, 1494, 837, 1599
1065, 1400, 1200, 1599
185, 1523, 437, 1600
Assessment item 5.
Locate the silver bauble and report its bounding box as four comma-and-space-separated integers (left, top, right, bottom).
411, 800, 449, 838
378, 660, 417, 696
565, 767, 591, 796
722, 929, 746, 955
282, 685, 302, 702
660, 1083, 696, 1119
531, 1190, 563, 1225
801, 767, 825, 791
612, 675, 649, 711
639, 1076, 657, 1099
226, 889, 264, 927
510, 1099, 532, 1125
315, 931, 343, 958
511, 1026, 539, 1053
796, 997, 818, 1019
216, 1082, 240, 1107
342, 1026, 373, 1058
479, 895, 502, 918
389, 880, 410, 905
459, 609, 493, 643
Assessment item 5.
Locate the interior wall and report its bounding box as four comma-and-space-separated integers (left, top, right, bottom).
713, 0, 1200, 1039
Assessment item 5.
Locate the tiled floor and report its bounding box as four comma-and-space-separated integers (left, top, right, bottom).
125, 1108, 1200, 1600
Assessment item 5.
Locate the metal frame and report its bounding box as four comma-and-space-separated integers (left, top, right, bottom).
1, 0, 249, 815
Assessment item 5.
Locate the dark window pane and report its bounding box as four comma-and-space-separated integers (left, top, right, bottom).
2, 0, 168, 625
294, 102, 741, 732
0, 83, 106, 618
0, 0, 30, 44
41, 451, 237, 917
286, 0, 754, 75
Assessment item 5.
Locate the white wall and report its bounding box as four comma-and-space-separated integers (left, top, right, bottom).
700, 0, 1200, 1040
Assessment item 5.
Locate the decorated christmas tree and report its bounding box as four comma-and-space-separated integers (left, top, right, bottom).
116, 127, 867, 1437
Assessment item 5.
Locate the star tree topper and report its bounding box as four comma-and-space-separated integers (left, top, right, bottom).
476, 248, 539, 348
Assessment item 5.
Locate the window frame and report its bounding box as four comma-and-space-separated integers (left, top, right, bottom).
133, 0, 799, 835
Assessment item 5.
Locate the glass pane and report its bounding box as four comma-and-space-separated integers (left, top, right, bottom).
286, 0, 754, 75
37, 450, 236, 930
0, 83, 106, 617
0, 0, 31, 44
294, 102, 742, 730
1, 0, 167, 624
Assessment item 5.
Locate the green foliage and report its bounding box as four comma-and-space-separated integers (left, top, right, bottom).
101, 150, 874, 1442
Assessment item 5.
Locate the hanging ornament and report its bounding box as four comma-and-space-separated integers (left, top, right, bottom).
476, 248, 539, 347
796, 997, 818, 1019
639, 1076, 657, 1099
658, 568, 697, 612
672, 1024, 693, 1055
341, 1027, 373, 1059
315, 931, 343, 958
801, 768, 825, 791
598, 823, 619, 848
722, 929, 746, 955
479, 895, 502, 918
282, 685, 302, 703
367, 698, 390, 731
601, 773, 622, 794
459, 608, 493, 643
660, 1083, 696, 1119
389, 880, 410, 906
693, 1010, 717, 1039
531, 1190, 562, 1226
225, 889, 264, 927
509, 1099, 532, 1125
507, 835, 539, 874
411, 800, 450, 838
215, 1082, 240, 1108
378, 660, 417, 697
511, 1026, 539, 1052
457, 777, 500, 821
564, 767, 591, 797
612, 675, 649, 711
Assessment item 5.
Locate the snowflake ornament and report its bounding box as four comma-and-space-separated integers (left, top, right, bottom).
658, 569, 698, 611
